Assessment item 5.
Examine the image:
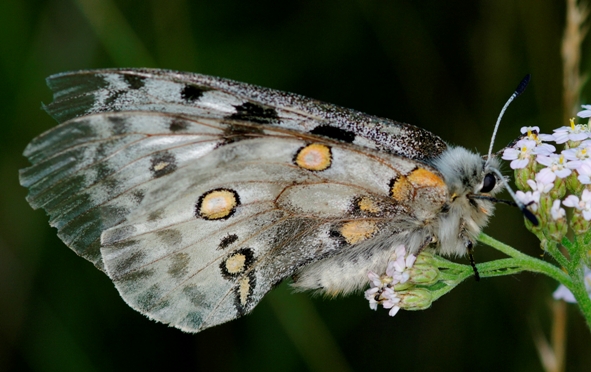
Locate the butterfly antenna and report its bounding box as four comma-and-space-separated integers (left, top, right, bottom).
486, 74, 531, 162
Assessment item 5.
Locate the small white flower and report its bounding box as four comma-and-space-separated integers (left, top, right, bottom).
502, 139, 537, 169
535, 167, 558, 185
577, 162, 591, 184
390, 254, 407, 273
577, 104, 591, 118
520, 126, 556, 144
365, 244, 416, 316
367, 271, 383, 288
563, 189, 591, 220
381, 288, 400, 310
550, 199, 566, 220
536, 168, 557, 184
520, 126, 540, 134
516, 190, 540, 212
536, 154, 572, 179
364, 287, 380, 310
563, 141, 591, 170
552, 118, 591, 144
527, 179, 553, 194
553, 267, 591, 303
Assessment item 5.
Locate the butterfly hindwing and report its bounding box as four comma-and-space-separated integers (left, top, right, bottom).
95, 133, 446, 331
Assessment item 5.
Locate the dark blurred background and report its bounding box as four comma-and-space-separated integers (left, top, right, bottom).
2, 0, 591, 371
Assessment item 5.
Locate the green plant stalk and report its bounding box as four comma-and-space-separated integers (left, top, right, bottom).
569, 235, 591, 330
541, 238, 571, 269
479, 233, 591, 330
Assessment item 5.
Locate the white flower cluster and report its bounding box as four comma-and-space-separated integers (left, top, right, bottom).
502, 111, 591, 222
364, 245, 416, 317
503, 106, 591, 305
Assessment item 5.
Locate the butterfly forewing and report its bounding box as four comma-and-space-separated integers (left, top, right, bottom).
44, 69, 447, 160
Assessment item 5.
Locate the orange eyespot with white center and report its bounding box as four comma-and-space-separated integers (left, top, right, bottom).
294, 143, 332, 171
196, 188, 240, 220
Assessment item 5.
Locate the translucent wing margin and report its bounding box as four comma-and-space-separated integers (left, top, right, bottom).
44, 68, 447, 160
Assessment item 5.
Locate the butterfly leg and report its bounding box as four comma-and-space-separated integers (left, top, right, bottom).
416, 235, 436, 255
459, 221, 480, 281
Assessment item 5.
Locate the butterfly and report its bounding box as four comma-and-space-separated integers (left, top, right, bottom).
20, 68, 518, 333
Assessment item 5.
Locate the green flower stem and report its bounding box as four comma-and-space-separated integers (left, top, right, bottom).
570, 235, 591, 329
561, 236, 576, 257
429, 270, 471, 301
478, 233, 571, 285
543, 239, 571, 270
477, 258, 527, 278
561, 236, 574, 251
479, 233, 591, 330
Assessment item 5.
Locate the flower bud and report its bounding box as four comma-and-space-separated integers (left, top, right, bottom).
545, 216, 568, 242
515, 167, 534, 191
407, 264, 439, 285
570, 210, 591, 235
392, 282, 413, 291
537, 193, 552, 225
398, 288, 433, 310
566, 171, 585, 194
549, 177, 566, 199
413, 251, 437, 266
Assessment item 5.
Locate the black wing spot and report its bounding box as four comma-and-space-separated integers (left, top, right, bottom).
107, 116, 129, 135
309, 125, 356, 143
217, 123, 265, 147
123, 74, 145, 89
181, 84, 206, 102
218, 234, 239, 250
149, 151, 178, 178
169, 118, 189, 132
328, 228, 346, 247
227, 102, 279, 124
104, 89, 125, 107
131, 190, 145, 205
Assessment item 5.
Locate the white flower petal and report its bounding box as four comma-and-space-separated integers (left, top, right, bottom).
536, 168, 557, 184
563, 195, 580, 208
510, 158, 529, 169
388, 306, 401, 317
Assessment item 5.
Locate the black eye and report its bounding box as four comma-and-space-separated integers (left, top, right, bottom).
480, 173, 496, 193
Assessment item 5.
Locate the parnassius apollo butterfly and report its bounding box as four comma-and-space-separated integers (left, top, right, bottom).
21, 68, 517, 333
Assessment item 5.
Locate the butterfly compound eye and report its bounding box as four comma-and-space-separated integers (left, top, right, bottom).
480, 173, 496, 193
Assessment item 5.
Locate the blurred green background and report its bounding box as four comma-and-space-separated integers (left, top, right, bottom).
2, 0, 591, 371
